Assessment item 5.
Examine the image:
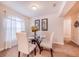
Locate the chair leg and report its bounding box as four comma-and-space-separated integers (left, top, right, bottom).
27, 54, 29, 57
40, 47, 43, 54
50, 49, 53, 57
40, 49, 41, 54
18, 51, 20, 57
34, 48, 36, 56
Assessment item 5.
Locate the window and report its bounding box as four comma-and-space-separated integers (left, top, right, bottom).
5, 16, 25, 48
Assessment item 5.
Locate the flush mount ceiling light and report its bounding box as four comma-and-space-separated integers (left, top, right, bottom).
32, 6, 37, 10
31, 4, 39, 11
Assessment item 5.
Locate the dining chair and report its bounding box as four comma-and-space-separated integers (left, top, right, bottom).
16, 32, 36, 57
40, 31, 54, 57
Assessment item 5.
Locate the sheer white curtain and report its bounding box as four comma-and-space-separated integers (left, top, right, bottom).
4, 16, 25, 49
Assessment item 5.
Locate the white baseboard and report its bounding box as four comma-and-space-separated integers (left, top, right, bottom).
72, 40, 79, 45
53, 42, 64, 45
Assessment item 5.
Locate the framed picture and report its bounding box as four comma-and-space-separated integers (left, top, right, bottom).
35, 20, 40, 30
42, 18, 48, 31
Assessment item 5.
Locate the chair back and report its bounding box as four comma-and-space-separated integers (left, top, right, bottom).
50, 32, 54, 47
43, 31, 54, 48
16, 32, 29, 54
43, 31, 51, 40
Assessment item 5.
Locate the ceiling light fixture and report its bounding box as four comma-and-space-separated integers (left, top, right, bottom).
31, 4, 39, 11
32, 6, 37, 10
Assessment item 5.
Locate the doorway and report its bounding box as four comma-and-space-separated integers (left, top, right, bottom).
64, 17, 71, 43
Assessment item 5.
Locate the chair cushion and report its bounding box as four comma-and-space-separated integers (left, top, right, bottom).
22, 43, 36, 55
28, 43, 36, 54
40, 40, 52, 49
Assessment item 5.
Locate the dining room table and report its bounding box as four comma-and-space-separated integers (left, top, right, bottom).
28, 35, 45, 53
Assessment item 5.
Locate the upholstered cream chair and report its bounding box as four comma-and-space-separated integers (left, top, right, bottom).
40, 31, 54, 57
16, 32, 36, 57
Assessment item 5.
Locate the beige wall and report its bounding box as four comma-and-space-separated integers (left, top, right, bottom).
31, 14, 64, 45
65, 2, 79, 45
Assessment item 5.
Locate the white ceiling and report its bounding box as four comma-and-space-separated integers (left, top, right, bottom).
0, 1, 76, 17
